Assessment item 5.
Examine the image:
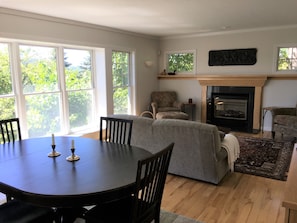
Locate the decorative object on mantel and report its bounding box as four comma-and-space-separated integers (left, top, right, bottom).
167, 70, 176, 75
160, 69, 167, 75
208, 48, 257, 66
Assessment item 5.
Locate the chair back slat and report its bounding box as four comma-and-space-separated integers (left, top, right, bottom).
100, 117, 133, 145
0, 118, 22, 144
132, 143, 174, 223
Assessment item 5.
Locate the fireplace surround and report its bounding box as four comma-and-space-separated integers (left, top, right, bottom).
198, 75, 267, 133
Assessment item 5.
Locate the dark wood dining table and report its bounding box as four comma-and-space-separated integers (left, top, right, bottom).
0, 136, 152, 208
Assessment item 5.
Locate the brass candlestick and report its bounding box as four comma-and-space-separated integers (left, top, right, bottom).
66, 147, 80, 162
48, 144, 61, 157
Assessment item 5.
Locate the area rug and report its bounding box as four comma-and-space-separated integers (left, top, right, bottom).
160, 210, 203, 223
73, 210, 203, 223
234, 136, 295, 181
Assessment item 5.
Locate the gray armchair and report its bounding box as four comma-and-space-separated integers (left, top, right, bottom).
271, 105, 297, 139
150, 91, 184, 119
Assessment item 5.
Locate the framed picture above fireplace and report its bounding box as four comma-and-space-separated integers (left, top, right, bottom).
208, 48, 257, 66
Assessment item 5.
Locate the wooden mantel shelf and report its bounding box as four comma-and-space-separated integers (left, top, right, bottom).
157, 74, 297, 81
197, 75, 267, 87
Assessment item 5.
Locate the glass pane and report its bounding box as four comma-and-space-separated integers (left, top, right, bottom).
68, 90, 93, 130
113, 87, 129, 114
0, 43, 13, 95
0, 97, 16, 120
112, 52, 129, 87
167, 52, 194, 73
25, 93, 61, 137
112, 51, 130, 114
277, 47, 297, 71
19, 45, 58, 93
64, 49, 92, 90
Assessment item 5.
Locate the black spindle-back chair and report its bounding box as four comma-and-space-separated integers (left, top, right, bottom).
100, 117, 133, 145
85, 142, 174, 223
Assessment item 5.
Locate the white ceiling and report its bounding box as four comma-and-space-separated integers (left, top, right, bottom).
1, 0, 297, 37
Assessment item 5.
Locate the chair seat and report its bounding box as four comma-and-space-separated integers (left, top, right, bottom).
156, 111, 189, 120
0, 200, 54, 223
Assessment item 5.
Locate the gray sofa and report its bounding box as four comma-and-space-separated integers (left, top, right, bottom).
112, 115, 238, 184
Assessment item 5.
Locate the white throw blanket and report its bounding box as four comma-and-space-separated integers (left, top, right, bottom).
221, 133, 240, 172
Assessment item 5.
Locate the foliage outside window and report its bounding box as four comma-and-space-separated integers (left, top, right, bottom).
0, 42, 96, 138
112, 51, 131, 114
277, 47, 297, 71
165, 51, 196, 74
0, 43, 16, 120
64, 49, 94, 131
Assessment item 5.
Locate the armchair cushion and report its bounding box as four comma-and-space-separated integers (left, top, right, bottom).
274, 115, 297, 128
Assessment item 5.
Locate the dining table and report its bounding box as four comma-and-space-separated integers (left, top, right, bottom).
0, 136, 152, 208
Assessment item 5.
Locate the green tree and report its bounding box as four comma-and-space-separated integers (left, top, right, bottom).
168, 53, 194, 73
0, 44, 16, 119
112, 51, 129, 114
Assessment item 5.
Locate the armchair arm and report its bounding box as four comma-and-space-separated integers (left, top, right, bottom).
150, 102, 158, 119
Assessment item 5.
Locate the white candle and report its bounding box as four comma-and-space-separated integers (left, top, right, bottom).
52, 134, 55, 145
71, 139, 75, 148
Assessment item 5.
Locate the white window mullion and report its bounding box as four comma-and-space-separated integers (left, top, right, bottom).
10, 43, 29, 138
58, 47, 69, 134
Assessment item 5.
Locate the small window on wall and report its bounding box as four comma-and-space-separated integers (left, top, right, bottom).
277, 47, 297, 71
165, 50, 196, 74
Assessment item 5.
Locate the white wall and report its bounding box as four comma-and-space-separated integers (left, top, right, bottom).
159, 27, 297, 131
1, 8, 296, 131
0, 8, 160, 115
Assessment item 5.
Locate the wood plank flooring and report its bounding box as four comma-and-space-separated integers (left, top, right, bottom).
161, 131, 287, 223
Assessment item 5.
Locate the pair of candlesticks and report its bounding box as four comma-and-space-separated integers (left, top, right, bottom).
48, 134, 80, 161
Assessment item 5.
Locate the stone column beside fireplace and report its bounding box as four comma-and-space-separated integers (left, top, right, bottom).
198, 75, 267, 132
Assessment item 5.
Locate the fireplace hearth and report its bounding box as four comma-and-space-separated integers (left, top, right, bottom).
207, 86, 255, 133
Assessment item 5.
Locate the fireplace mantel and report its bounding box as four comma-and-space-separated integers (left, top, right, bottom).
198, 75, 267, 87
198, 75, 267, 132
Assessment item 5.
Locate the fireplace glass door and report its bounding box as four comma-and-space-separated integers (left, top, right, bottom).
214, 96, 247, 121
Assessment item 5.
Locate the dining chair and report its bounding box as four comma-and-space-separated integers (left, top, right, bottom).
84, 142, 174, 223
0, 118, 55, 223
0, 118, 22, 144
0, 118, 22, 201
0, 199, 55, 223
100, 116, 133, 145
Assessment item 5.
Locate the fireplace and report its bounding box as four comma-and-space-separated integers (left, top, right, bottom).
207, 86, 255, 132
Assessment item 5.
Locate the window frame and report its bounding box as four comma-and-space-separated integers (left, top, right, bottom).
0, 40, 98, 138
274, 44, 297, 73
164, 50, 197, 75
111, 50, 134, 115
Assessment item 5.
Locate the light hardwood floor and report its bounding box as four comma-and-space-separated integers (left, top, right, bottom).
161, 131, 287, 223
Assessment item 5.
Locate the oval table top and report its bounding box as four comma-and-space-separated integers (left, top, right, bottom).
0, 136, 152, 207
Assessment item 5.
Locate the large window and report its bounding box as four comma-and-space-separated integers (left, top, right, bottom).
165, 50, 196, 74
112, 51, 132, 114
0, 42, 96, 138
277, 47, 297, 71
